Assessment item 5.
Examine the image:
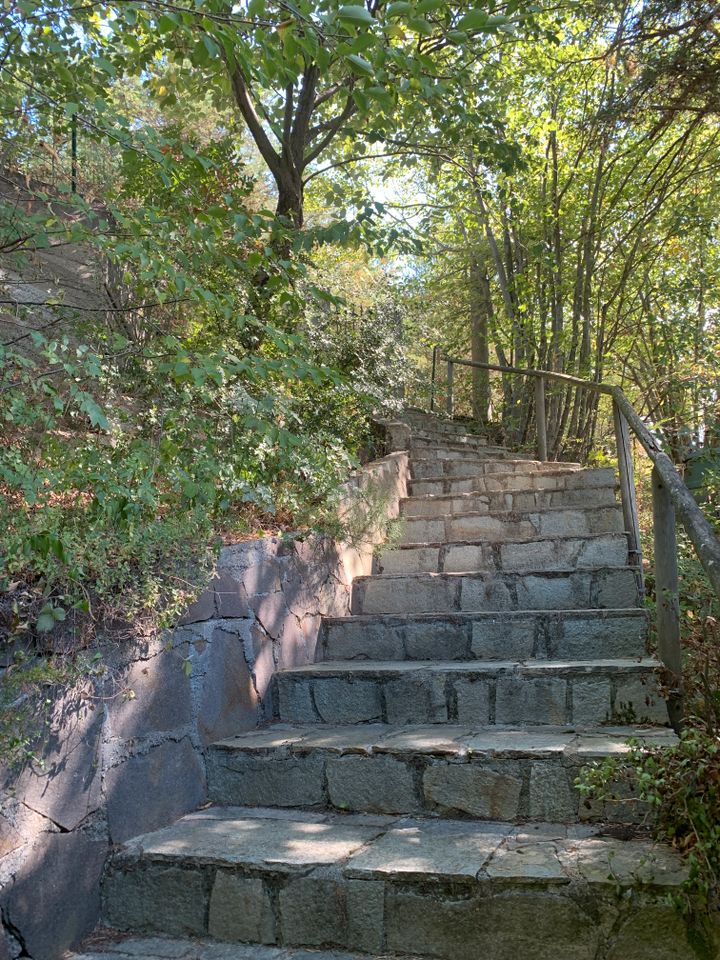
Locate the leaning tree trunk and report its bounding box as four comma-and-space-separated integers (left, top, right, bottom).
469, 255, 491, 425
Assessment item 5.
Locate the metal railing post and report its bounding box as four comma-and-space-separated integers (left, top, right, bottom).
446, 360, 454, 417
535, 376, 548, 461
613, 398, 643, 581
429, 345, 439, 412
652, 465, 684, 732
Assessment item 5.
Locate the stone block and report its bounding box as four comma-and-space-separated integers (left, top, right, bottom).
277, 680, 316, 723
537, 510, 588, 537
459, 577, 512, 612
500, 541, 557, 572
279, 877, 346, 948
454, 678, 491, 723
495, 678, 567, 725
4, 831, 106, 960
572, 679, 612, 725
471, 619, 535, 660
378, 547, 439, 575
558, 615, 647, 660
0, 801, 49, 858
108, 649, 193, 741
355, 576, 457, 615
194, 626, 259, 744
515, 574, 587, 611
423, 762, 523, 819
384, 886, 600, 960
607, 903, 710, 960
327, 755, 419, 814
242, 559, 283, 598
103, 862, 208, 937
251, 592, 293, 639
323, 621, 404, 661
208, 872, 275, 943
346, 879, 385, 954
385, 674, 448, 723
106, 738, 206, 844
399, 518, 445, 544
212, 571, 251, 618
178, 587, 216, 624
594, 569, 639, 608
404, 620, 470, 659
613, 675, 668, 725
577, 537, 627, 568
528, 762, 576, 820
443, 544, 488, 573
4, 684, 103, 832
313, 679, 383, 724
208, 753, 326, 808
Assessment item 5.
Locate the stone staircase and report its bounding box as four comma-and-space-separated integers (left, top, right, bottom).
75, 410, 699, 960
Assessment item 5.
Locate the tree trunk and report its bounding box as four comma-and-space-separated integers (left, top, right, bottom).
275, 167, 304, 228
469, 255, 491, 424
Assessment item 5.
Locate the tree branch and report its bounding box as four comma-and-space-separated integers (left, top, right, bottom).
229, 67, 282, 180
289, 65, 319, 166
303, 95, 358, 167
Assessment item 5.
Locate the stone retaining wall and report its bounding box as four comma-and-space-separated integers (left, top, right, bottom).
0, 451, 408, 960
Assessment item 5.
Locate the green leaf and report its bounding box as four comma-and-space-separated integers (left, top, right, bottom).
346, 54, 374, 76
36, 611, 57, 633
457, 11, 509, 30
338, 4, 375, 26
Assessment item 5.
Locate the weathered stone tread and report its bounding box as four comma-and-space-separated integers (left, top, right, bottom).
206, 724, 676, 821
101, 808, 698, 958
69, 935, 420, 960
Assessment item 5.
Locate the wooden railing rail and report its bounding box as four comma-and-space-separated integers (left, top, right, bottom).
430, 352, 720, 730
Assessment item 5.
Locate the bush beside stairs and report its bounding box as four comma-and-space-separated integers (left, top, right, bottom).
72, 409, 705, 960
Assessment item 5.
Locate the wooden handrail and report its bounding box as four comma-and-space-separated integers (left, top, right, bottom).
431, 350, 720, 730
442, 355, 614, 394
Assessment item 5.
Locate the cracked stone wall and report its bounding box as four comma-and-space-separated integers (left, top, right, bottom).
0, 451, 408, 960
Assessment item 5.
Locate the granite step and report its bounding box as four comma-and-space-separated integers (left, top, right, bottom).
101, 808, 698, 959
408, 440, 532, 461
207, 723, 676, 822
376, 534, 630, 576
411, 427, 490, 449
410, 457, 581, 480
408, 466, 615, 497
399, 486, 617, 518
274, 658, 667, 727
70, 939, 423, 960
320, 608, 649, 662
399, 505, 625, 545
351, 568, 640, 616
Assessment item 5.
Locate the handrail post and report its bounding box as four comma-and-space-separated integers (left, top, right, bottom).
652, 466, 684, 732
430, 345, 439, 412
535, 376, 548, 461
613, 399, 643, 584
446, 360, 454, 417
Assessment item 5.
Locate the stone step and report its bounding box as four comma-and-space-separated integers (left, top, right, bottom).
401, 408, 483, 433
408, 440, 528, 461
275, 659, 666, 726
320, 609, 649, 662
400, 504, 625, 545
376, 534, 630, 576
102, 808, 698, 959
207, 723, 676, 822
410, 457, 582, 480
410, 430, 489, 449
351, 568, 640, 616
399, 485, 617, 519
70, 939, 421, 960
409, 466, 615, 497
